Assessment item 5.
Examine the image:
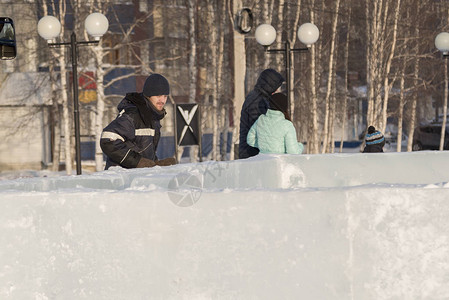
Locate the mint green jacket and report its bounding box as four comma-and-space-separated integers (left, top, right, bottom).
247, 109, 304, 154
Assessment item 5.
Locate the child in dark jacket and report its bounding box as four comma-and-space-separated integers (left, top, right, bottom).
363, 126, 385, 153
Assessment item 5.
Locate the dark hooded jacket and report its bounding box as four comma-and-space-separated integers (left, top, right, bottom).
239, 69, 285, 159
100, 92, 165, 169
363, 141, 385, 153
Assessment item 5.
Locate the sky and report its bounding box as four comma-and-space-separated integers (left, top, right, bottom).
1, 151, 449, 299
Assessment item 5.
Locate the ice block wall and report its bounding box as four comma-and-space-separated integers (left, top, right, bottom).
1, 152, 449, 299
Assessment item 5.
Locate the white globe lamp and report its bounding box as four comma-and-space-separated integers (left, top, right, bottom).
85, 12, 109, 40
435, 32, 449, 55
297, 22, 319, 47
37, 16, 61, 42
255, 24, 277, 46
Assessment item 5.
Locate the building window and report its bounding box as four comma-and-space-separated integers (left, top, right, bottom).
102, 34, 131, 65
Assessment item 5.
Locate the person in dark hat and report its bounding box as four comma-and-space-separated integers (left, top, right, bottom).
246, 93, 304, 155
363, 125, 385, 153
239, 68, 285, 159
100, 73, 176, 169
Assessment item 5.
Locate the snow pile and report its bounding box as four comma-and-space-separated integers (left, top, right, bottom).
1, 152, 449, 299
2, 151, 448, 192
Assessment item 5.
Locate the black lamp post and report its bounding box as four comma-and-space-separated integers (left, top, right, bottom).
255, 23, 319, 111
38, 13, 108, 175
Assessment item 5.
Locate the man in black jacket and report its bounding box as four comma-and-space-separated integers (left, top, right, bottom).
239, 69, 285, 159
100, 73, 176, 169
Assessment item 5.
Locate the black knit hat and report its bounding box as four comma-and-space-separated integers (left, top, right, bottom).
269, 93, 288, 113
143, 73, 170, 97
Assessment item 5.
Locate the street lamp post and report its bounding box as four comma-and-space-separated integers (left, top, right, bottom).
255, 23, 319, 111
38, 13, 108, 175
435, 32, 449, 151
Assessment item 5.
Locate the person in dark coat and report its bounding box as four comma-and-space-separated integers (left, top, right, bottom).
363, 125, 385, 153
100, 73, 176, 169
239, 68, 285, 159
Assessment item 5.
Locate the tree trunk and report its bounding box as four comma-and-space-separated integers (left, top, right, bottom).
329, 74, 336, 153
381, 0, 401, 133
365, 1, 374, 127
50, 66, 61, 171
206, 1, 218, 161
188, 0, 197, 104
407, 45, 419, 152
275, 0, 285, 68
321, 0, 340, 153
289, 1, 301, 124
221, 104, 229, 160
94, 44, 105, 171
397, 54, 406, 152
217, 1, 227, 160
231, 0, 246, 160
263, 0, 273, 69
440, 61, 448, 150
308, 0, 319, 154
339, 5, 351, 153
58, 1, 73, 174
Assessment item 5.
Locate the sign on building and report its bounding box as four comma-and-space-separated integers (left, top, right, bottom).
174, 103, 202, 161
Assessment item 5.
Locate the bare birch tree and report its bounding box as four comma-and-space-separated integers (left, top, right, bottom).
230, 0, 246, 160
380, 0, 401, 133
217, 0, 228, 161
57, 0, 73, 174
39, 1, 61, 171
365, 0, 381, 128
406, 24, 420, 152
206, 0, 219, 161
321, 0, 340, 153
308, 0, 319, 154
76, 0, 112, 171
188, 0, 198, 106
262, 0, 274, 69
288, 0, 301, 123
274, 0, 285, 68
396, 27, 408, 153
439, 8, 449, 151
440, 58, 448, 150
40, 0, 73, 174
339, 4, 351, 153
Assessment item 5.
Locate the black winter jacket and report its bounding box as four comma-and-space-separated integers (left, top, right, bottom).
239, 69, 285, 159
100, 92, 165, 169
363, 140, 385, 153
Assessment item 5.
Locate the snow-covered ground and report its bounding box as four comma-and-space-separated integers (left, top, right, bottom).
1, 151, 449, 299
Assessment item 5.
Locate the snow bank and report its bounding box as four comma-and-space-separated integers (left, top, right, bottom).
2, 151, 448, 192
1, 152, 449, 299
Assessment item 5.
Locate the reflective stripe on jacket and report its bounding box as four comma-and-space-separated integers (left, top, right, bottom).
100, 93, 163, 169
